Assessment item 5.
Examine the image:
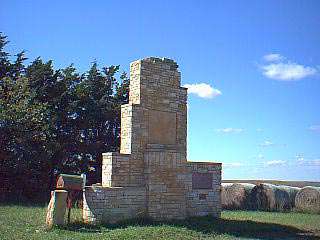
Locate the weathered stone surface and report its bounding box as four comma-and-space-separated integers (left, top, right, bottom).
186, 162, 222, 217
83, 57, 222, 224
192, 173, 213, 190
148, 110, 176, 145
46, 190, 68, 228
83, 186, 146, 224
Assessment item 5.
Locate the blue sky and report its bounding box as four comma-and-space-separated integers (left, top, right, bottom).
1, 0, 320, 181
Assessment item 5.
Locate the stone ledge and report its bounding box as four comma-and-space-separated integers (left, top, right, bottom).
102, 152, 131, 157
187, 161, 222, 166
121, 103, 142, 108
84, 186, 146, 191
142, 57, 178, 67
145, 144, 182, 151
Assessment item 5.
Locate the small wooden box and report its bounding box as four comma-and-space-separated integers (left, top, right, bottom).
56, 174, 84, 191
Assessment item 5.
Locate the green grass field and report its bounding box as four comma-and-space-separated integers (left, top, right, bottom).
0, 205, 319, 240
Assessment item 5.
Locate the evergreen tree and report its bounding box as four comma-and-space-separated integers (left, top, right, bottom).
0, 33, 129, 202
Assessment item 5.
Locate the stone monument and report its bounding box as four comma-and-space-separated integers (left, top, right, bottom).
83, 57, 221, 223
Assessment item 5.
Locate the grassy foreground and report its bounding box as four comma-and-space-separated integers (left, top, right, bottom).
0, 205, 319, 240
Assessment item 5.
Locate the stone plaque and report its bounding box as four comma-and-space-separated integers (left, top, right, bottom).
199, 193, 207, 200
192, 173, 213, 189
148, 110, 176, 144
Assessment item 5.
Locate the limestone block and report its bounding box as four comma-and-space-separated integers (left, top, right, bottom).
46, 190, 67, 228
83, 186, 147, 224
149, 110, 176, 144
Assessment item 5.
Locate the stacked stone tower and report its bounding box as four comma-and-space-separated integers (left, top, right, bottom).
83, 57, 221, 223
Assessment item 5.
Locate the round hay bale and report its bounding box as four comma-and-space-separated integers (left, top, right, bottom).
250, 183, 291, 212
277, 185, 301, 208
221, 183, 233, 209
295, 186, 320, 214
221, 183, 255, 210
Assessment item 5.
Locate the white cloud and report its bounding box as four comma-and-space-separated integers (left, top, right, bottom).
296, 155, 305, 164
310, 159, 320, 166
260, 54, 318, 81
309, 125, 320, 132
183, 83, 221, 99
215, 128, 244, 133
259, 140, 286, 147
223, 162, 243, 168
265, 160, 286, 166
262, 62, 317, 81
263, 53, 285, 62
297, 158, 320, 166
257, 154, 264, 159
259, 140, 274, 147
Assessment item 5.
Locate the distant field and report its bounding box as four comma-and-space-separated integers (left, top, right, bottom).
222, 180, 320, 188
0, 205, 319, 240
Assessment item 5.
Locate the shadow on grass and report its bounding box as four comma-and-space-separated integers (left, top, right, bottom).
184, 216, 320, 240
58, 216, 320, 240
0, 201, 48, 208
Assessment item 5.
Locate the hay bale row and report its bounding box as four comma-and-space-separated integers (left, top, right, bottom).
221, 183, 255, 210
250, 183, 301, 212
295, 186, 320, 214
221, 183, 304, 212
